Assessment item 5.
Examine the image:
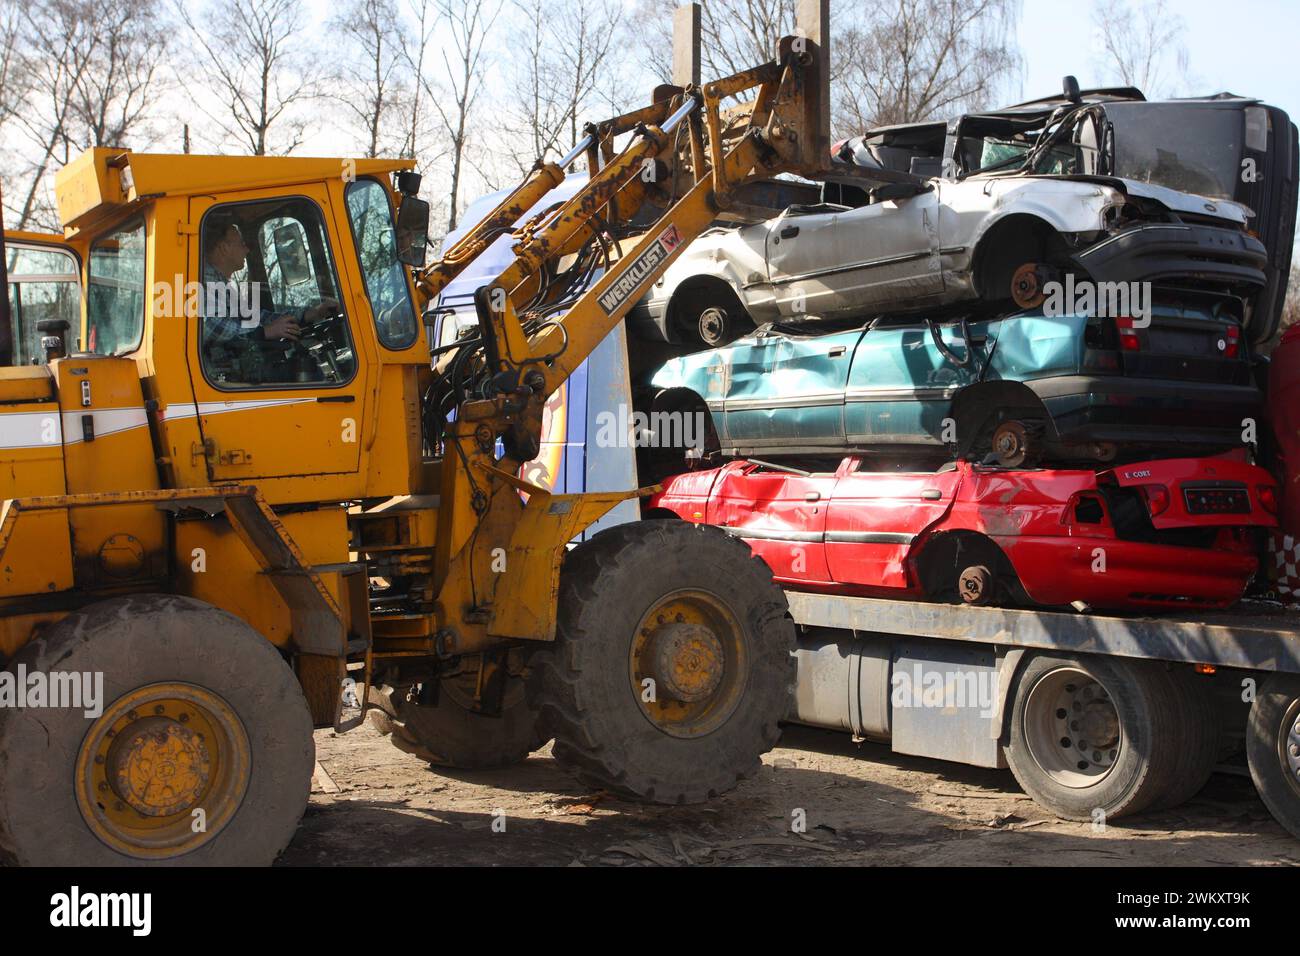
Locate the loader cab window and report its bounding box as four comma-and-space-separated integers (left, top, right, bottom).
198, 198, 356, 389
87, 218, 147, 356
344, 178, 418, 350
4, 244, 81, 365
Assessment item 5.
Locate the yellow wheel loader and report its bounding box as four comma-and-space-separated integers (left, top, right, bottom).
0, 3, 848, 864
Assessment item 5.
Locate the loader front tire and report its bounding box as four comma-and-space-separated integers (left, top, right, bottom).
0, 594, 314, 866
529, 521, 796, 803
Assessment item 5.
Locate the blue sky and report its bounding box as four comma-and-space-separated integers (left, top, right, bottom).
1017, 0, 1299, 120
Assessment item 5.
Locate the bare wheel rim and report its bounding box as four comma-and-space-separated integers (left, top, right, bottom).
1280, 697, 1300, 798
628, 587, 749, 739
75, 681, 251, 859
698, 307, 728, 345
1023, 666, 1121, 789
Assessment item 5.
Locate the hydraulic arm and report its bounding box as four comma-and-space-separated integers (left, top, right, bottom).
422, 34, 831, 654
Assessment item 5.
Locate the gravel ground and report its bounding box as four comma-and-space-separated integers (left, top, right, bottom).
281, 721, 1300, 866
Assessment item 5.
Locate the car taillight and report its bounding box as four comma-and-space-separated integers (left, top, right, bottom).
1258, 484, 1278, 514
1222, 323, 1240, 359
1143, 484, 1170, 516
1116, 316, 1141, 351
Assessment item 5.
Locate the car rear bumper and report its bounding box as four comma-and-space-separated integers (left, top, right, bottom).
1029, 373, 1261, 447
991, 535, 1258, 610
1072, 222, 1268, 292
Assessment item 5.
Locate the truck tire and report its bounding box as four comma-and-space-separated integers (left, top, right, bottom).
0, 594, 314, 866
529, 521, 796, 803
1245, 672, 1300, 840
1149, 670, 1221, 811
1005, 653, 1181, 821
369, 669, 545, 769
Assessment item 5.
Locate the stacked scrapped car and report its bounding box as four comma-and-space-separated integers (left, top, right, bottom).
649, 294, 1260, 468
628, 80, 1295, 352
647, 453, 1278, 612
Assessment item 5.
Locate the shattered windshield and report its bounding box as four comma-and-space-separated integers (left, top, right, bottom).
1104, 102, 1242, 201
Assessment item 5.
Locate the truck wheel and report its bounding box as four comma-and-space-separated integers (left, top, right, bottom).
1005, 654, 1180, 821
1245, 672, 1300, 839
0, 594, 314, 866
1149, 671, 1221, 811
370, 668, 545, 769
530, 521, 796, 803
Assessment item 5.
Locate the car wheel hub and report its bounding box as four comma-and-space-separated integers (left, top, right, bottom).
992, 421, 1029, 468
1011, 262, 1046, 309
958, 564, 993, 604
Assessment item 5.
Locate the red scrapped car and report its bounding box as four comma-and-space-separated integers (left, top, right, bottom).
647, 453, 1278, 611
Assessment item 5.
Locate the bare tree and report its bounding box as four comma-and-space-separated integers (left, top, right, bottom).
500, 0, 625, 175
835, 0, 1019, 135
396, 0, 435, 159
1091, 0, 1189, 97
67, 0, 168, 147
627, 0, 795, 83
0, 1, 23, 128
331, 0, 405, 157
414, 0, 501, 231
3, 0, 168, 229
179, 0, 318, 155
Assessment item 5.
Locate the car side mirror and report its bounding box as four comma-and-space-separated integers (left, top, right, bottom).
395, 196, 430, 268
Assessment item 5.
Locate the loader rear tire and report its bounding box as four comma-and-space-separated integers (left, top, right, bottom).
370, 669, 545, 770
529, 520, 796, 803
0, 594, 314, 866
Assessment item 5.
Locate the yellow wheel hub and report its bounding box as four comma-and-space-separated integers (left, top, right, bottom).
76, 683, 250, 859
109, 717, 211, 817
629, 589, 747, 739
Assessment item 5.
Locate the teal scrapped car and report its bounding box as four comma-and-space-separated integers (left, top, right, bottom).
647, 299, 1260, 466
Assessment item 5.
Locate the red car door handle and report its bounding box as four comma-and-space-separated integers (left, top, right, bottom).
805, 491, 821, 501
920, 489, 942, 500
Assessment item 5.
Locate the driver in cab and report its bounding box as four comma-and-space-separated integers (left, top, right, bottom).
200, 214, 338, 360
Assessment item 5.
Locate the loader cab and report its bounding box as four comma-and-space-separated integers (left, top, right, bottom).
51, 148, 432, 505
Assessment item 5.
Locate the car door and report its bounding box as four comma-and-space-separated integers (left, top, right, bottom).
707, 460, 836, 585
184, 186, 371, 481
825, 459, 964, 589
765, 187, 943, 319
844, 317, 996, 446
720, 328, 861, 452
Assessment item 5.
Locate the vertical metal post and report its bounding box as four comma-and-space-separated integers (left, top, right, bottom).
672, 2, 701, 88
795, 0, 831, 169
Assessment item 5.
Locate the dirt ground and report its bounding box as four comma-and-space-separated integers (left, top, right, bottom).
281, 721, 1300, 866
